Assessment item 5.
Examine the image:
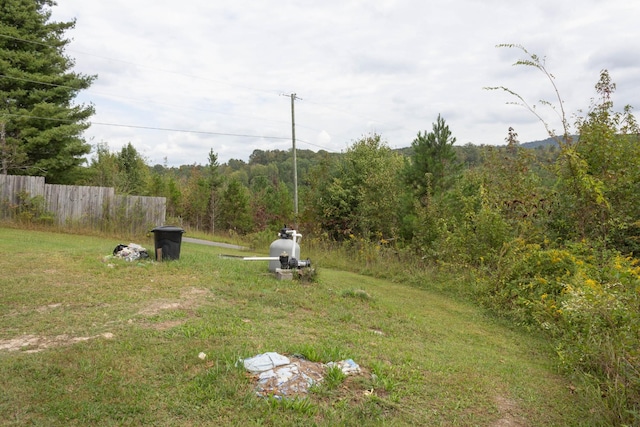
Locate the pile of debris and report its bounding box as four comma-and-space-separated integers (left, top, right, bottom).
241, 352, 361, 398
112, 243, 149, 261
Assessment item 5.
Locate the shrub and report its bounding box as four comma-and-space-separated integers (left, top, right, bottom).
555, 254, 640, 423
486, 241, 640, 424
10, 191, 55, 225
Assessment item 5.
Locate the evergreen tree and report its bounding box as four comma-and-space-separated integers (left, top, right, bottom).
0, 0, 95, 183
206, 149, 223, 234
250, 175, 293, 230
217, 178, 253, 234
115, 142, 149, 195
405, 114, 459, 201
182, 167, 210, 230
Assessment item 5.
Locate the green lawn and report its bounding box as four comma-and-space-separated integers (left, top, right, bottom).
0, 227, 589, 426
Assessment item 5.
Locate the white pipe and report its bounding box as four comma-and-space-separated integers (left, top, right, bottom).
286, 229, 302, 260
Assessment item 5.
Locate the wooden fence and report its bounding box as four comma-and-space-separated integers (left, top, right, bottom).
0, 174, 166, 233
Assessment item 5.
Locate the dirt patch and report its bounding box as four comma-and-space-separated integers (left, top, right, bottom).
137, 301, 182, 316
136, 287, 213, 330
491, 395, 527, 427
1, 287, 213, 352
35, 303, 63, 313
137, 287, 211, 316
0, 333, 114, 353
1, 286, 212, 352
148, 319, 185, 331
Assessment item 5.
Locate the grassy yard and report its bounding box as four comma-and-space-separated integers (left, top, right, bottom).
0, 227, 590, 426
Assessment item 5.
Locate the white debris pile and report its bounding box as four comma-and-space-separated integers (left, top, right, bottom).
240, 352, 361, 398
112, 243, 149, 261
326, 358, 362, 375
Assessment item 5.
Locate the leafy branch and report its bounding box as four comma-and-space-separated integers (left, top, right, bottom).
484, 44, 571, 146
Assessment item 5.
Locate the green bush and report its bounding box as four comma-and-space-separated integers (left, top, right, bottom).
555, 253, 640, 422
485, 241, 640, 424
10, 191, 55, 225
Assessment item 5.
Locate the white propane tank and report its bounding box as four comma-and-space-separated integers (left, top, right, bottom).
269, 228, 300, 272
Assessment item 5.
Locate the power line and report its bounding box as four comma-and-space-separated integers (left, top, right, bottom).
0, 31, 386, 133
0, 33, 341, 152
91, 122, 290, 140
0, 74, 336, 150
0, 73, 292, 129
0, 73, 294, 142
0, 73, 85, 91
2, 113, 292, 141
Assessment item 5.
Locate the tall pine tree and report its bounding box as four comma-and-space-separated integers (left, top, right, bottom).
0, 0, 95, 183
405, 114, 459, 201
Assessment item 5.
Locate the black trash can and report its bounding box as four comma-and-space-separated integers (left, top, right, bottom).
151, 226, 185, 261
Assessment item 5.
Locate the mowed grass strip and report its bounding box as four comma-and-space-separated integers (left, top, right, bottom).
0, 227, 588, 426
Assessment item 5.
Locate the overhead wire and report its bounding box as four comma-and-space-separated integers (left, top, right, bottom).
1, 112, 292, 141
0, 72, 304, 145
0, 31, 371, 152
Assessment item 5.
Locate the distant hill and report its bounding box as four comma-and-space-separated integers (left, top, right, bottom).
521, 137, 558, 149
521, 135, 577, 149
393, 136, 574, 156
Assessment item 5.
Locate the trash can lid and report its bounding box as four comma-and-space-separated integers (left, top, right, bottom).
151, 225, 185, 233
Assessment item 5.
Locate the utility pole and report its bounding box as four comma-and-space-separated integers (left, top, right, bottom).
283, 93, 301, 218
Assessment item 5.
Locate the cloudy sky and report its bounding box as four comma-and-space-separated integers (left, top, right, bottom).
50, 0, 639, 166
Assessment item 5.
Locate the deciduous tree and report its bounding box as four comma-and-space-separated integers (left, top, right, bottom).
313, 133, 403, 240
569, 70, 640, 252
217, 178, 253, 233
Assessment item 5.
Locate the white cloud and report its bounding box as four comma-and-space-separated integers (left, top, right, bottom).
49, 0, 640, 166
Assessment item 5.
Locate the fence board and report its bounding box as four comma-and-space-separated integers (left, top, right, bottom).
0, 175, 45, 205
0, 174, 166, 233
114, 195, 166, 232
44, 184, 116, 225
